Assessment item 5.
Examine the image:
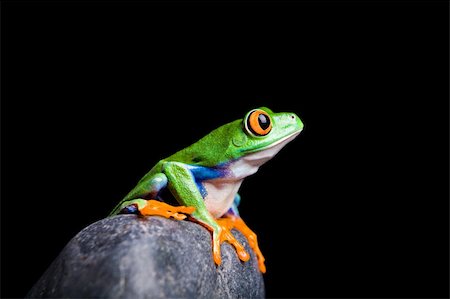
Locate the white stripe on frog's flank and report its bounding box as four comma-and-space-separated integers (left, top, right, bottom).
203, 129, 301, 218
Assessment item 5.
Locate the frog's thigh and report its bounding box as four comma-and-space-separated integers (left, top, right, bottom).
135, 173, 168, 198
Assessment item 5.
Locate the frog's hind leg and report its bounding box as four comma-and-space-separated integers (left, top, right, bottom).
162, 161, 250, 266
140, 199, 195, 220
109, 173, 169, 216
117, 198, 195, 220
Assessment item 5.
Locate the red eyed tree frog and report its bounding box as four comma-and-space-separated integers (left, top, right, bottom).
109, 107, 304, 273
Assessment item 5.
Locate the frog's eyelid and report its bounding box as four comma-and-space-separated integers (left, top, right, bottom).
243, 109, 259, 136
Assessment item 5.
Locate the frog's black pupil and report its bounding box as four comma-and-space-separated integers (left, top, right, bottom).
258, 114, 270, 129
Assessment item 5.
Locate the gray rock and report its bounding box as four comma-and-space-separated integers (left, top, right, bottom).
26, 215, 265, 299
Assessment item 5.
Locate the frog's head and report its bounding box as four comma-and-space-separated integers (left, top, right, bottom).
227, 107, 303, 165
180, 107, 303, 168
236, 107, 303, 151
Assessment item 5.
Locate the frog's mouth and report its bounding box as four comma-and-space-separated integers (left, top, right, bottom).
242, 128, 302, 164
226, 129, 302, 180
244, 128, 302, 154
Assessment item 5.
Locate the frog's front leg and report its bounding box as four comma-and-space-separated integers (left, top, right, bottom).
162, 161, 250, 266
218, 197, 266, 273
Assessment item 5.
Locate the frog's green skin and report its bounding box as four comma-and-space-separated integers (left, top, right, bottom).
109, 107, 303, 269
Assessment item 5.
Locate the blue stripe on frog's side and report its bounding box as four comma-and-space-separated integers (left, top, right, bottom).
188, 163, 230, 198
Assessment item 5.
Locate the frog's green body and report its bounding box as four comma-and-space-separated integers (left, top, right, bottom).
109, 107, 304, 273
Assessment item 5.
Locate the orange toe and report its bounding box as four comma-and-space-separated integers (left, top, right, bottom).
139, 199, 195, 220
216, 220, 250, 263
222, 216, 266, 273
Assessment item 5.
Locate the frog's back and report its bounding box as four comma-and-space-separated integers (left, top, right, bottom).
161, 120, 241, 168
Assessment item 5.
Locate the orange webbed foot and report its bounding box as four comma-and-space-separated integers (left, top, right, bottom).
197, 217, 250, 266
215, 218, 250, 263
221, 215, 266, 273
139, 199, 195, 220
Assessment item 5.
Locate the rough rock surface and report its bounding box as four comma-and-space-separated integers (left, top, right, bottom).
26, 215, 265, 299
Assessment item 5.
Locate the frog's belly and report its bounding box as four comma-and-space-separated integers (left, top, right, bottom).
203, 179, 243, 218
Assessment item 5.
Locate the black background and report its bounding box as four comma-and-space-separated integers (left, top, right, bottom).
2, 1, 448, 298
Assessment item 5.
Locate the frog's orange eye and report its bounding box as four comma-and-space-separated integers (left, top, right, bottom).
244, 109, 272, 136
